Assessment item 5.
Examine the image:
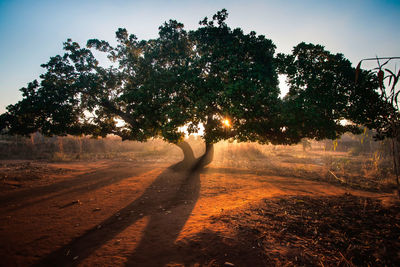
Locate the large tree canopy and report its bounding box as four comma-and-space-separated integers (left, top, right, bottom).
0, 10, 387, 154
0, 10, 284, 144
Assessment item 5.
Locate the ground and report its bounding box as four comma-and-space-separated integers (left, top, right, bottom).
0, 144, 399, 266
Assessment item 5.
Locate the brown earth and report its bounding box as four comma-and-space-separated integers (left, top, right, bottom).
0, 159, 399, 267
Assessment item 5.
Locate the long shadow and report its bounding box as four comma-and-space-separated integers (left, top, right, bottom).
1, 163, 148, 213
34, 162, 203, 266
124, 166, 201, 266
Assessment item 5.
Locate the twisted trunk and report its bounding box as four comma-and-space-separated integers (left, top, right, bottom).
173, 141, 214, 171
198, 143, 214, 166
175, 141, 196, 163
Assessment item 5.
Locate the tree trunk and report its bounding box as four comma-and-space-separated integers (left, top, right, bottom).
198, 143, 214, 166
173, 141, 214, 171
175, 141, 196, 163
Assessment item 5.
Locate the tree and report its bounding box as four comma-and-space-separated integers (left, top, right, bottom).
0, 10, 281, 166
276, 42, 387, 142
0, 10, 386, 168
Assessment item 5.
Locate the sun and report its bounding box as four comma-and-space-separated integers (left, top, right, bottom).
222, 118, 231, 128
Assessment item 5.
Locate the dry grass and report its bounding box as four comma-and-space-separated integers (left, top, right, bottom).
0, 133, 397, 192
212, 140, 397, 193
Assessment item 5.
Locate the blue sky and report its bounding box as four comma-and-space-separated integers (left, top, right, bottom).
1, 0, 399, 113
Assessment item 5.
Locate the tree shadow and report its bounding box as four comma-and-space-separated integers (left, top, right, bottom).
34, 161, 203, 266
0, 164, 147, 213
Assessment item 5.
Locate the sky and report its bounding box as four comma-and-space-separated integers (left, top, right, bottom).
0, 0, 399, 113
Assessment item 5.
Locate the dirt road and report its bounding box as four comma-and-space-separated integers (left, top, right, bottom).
0, 160, 392, 266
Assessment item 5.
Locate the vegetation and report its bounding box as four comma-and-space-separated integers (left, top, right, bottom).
1, 9, 399, 267
0, 10, 389, 168
355, 57, 400, 194
0, 133, 397, 193
276, 43, 388, 141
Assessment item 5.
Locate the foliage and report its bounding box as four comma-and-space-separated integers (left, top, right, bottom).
0, 10, 280, 145
355, 57, 400, 139
187, 11, 284, 144
0, 10, 390, 148
355, 57, 400, 193
276, 43, 388, 142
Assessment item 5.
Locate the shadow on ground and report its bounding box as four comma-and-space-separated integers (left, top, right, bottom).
34, 161, 203, 266
0, 163, 145, 212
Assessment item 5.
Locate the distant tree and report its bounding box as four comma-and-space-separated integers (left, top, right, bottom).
276, 42, 388, 141
0, 10, 387, 168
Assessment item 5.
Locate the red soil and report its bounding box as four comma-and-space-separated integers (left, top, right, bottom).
0, 159, 397, 266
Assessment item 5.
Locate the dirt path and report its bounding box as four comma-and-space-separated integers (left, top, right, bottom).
0, 160, 390, 266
